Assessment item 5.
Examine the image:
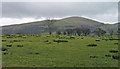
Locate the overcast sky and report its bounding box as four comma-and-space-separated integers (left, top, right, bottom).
0, 2, 118, 26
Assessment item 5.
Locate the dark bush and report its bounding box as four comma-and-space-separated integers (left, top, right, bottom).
66, 37, 75, 39
102, 39, 108, 41
3, 53, 8, 55
109, 50, 118, 53
6, 36, 13, 38
114, 43, 118, 45
17, 45, 23, 47
28, 52, 39, 55
109, 39, 120, 40
112, 55, 120, 59
95, 39, 100, 41
53, 40, 68, 43
2, 48, 8, 51
70, 37, 75, 39
46, 42, 51, 44
6, 44, 12, 47
90, 56, 98, 58
2, 40, 6, 42
81, 38, 84, 39
105, 55, 111, 57
44, 40, 49, 42
59, 37, 65, 39
13, 40, 20, 42
87, 44, 97, 47
35, 53, 39, 55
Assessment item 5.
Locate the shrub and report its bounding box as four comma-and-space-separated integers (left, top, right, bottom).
95, 39, 100, 41
35, 53, 39, 55
17, 45, 23, 47
2, 40, 6, 42
109, 39, 120, 40
102, 39, 109, 41
44, 40, 49, 42
13, 40, 21, 42
53, 39, 68, 43
112, 55, 120, 60
2, 47, 8, 51
105, 55, 111, 57
87, 44, 97, 47
109, 50, 118, 53
6, 36, 13, 38
66, 36, 75, 39
6, 44, 12, 47
46, 42, 51, 44
90, 56, 98, 58
114, 43, 118, 45
81, 38, 84, 39
3, 53, 8, 55
70, 36, 75, 39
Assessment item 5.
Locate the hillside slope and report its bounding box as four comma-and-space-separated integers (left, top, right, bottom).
2, 16, 118, 34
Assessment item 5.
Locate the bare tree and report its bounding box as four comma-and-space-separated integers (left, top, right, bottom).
82, 28, 91, 36
74, 27, 82, 36
44, 18, 56, 35
93, 28, 106, 36
66, 29, 73, 36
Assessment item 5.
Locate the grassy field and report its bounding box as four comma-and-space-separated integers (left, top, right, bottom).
2, 34, 119, 67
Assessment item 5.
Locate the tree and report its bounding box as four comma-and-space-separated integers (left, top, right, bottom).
74, 27, 82, 36
82, 28, 91, 36
56, 30, 61, 35
66, 29, 73, 36
93, 28, 106, 36
44, 18, 56, 35
109, 30, 114, 38
101, 30, 106, 36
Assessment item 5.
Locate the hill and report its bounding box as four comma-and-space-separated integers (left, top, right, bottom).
2, 16, 118, 34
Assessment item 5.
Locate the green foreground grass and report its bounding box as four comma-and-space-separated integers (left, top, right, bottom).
2, 34, 119, 67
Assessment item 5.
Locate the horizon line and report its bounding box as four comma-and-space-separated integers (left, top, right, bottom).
1, 16, 118, 26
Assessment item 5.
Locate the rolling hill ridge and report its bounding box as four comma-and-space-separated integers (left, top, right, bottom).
2, 16, 118, 34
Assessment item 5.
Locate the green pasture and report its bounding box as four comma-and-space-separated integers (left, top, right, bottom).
1, 34, 119, 67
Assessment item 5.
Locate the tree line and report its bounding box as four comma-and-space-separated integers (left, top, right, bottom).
44, 18, 116, 36
56, 27, 107, 36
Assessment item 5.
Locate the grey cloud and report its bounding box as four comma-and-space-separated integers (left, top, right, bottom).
2, 2, 118, 22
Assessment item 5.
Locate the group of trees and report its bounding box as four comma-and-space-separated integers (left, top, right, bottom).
65, 28, 91, 36
44, 18, 116, 36
93, 28, 106, 36
56, 27, 106, 36
44, 18, 92, 36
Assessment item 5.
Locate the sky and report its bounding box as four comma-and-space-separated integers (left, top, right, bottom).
2, 0, 120, 2
0, 2, 119, 26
